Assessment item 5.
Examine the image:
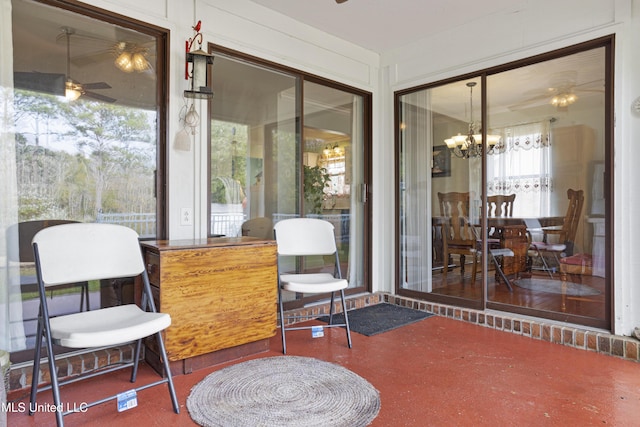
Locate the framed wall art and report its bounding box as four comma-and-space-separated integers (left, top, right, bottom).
432, 145, 451, 178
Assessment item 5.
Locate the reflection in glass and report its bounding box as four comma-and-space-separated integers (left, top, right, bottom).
398, 45, 608, 327
210, 55, 367, 310
5, 0, 162, 362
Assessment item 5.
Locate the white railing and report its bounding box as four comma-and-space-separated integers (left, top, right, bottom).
273, 213, 350, 243
96, 212, 156, 238
96, 211, 348, 241
211, 212, 246, 237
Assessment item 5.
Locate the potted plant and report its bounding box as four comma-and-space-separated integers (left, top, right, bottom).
303, 165, 331, 215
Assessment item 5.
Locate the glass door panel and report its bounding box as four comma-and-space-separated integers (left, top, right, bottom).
210, 52, 369, 309
398, 78, 484, 306
486, 47, 608, 327
210, 55, 297, 237
398, 42, 610, 327
302, 81, 366, 289
6, 0, 165, 362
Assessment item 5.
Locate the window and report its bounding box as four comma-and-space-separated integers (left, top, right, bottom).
2, 0, 168, 361
487, 121, 552, 217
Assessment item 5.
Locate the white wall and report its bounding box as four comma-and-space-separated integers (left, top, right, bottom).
83, 0, 640, 335
82, 0, 381, 238
380, 0, 640, 336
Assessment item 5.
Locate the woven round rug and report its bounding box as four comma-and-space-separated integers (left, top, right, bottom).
187, 356, 381, 427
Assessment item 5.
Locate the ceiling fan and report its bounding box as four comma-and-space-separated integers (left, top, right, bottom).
59, 27, 116, 103
69, 35, 154, 75
509, 71, 603, 112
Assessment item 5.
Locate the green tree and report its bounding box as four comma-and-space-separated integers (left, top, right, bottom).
14, 90, 156, 221
58, 101, 155, 215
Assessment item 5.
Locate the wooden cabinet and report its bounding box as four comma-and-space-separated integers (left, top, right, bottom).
139, 237, 277, 374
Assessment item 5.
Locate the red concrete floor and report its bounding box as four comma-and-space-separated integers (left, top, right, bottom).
7, 315, 640, 426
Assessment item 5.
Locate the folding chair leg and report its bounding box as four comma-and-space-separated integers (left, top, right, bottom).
34, 315, 65, 426
29, 314, 44, 416
80, 282, 90, 312
154, 331, 180, 414
278, 286, 287, 354
130, 338, 143, 383
328, 292, 336, 324
535, 248, 554, 279
340, 290, 352, 348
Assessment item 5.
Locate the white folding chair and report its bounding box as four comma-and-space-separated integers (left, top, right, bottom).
29, 223, 179, 426
274, 218, 352, 354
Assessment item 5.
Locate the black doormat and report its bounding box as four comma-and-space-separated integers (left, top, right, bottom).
317, 303, 434, 336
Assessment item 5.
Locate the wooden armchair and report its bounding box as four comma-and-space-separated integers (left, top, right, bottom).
529, 189, 584, 274
437, 192, 479, 284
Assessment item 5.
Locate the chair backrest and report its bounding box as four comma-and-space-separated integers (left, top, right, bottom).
242, 217, 273, 239
561, 188, 584, 245
438, 192, 470, 218
437, 192, 476, 244
32, 223, 144, 287
273, 218, 337, 256
487, 194, 516, 217
6, 219, 79, 263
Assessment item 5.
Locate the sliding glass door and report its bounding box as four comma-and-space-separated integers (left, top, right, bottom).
397, 38, 611, 329
4, 0, 167, 362
209, 48, 371, 308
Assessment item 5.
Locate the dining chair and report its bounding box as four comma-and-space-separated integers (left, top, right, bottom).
437, 192, 480, 284
274, 218, 352, 354
487, 194, 516, 217
529, 188, 584, 276
485, 194, 516, 247
29, 223, 179, 426
241, 216, 273, 239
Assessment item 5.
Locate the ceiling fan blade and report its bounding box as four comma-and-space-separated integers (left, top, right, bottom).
82, 81, 111, 90
14, 71, 65, 96
82, 91, 116, 103
72, 50, 114, 67
508, 93, 551, 110
336, 0, 348, 3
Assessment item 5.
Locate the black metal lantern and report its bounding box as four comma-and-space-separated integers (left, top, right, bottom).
184, 21, 214, 99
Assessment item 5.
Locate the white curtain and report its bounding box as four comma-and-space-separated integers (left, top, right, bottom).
348, 95, 363, 286
487, 120, 552, 217
400, 91, 432, 292
0, 0, 26, 352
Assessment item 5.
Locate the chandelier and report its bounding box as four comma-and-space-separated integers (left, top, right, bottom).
323, 143, 344, 160
444, 82, 501, 159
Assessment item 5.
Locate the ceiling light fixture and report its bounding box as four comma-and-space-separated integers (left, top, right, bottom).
323, 143, 344, 160
550, 92, 577, 108
444, 82, 501, 159
65, 81, 81, 101
114, 43, 150, 73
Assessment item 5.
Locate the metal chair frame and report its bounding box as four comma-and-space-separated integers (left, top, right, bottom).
274, 218, 352, 354
29, 223, 179, 426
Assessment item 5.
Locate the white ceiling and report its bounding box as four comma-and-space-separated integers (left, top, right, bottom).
248, 0, 605, 124
12, 0, 605, 123
249, 0, 518, 52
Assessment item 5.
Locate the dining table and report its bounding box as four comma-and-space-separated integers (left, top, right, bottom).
432, 215, 565, 288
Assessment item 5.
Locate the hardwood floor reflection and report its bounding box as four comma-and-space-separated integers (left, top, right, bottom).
430, 264, 606, 320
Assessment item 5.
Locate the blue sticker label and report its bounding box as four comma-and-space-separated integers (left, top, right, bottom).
117, 389, 138, 412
